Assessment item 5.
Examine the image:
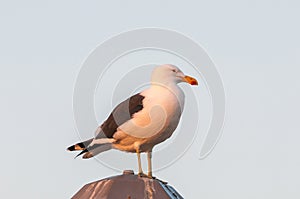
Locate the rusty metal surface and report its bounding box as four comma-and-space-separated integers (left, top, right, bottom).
72, 170, 184, 199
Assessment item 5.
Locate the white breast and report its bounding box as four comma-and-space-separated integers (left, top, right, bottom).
118, 85, 185, 139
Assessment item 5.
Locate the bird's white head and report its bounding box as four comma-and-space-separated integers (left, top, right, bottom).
151, 64, 198, 86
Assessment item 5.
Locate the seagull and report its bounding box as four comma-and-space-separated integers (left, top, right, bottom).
67, 64, 198, 178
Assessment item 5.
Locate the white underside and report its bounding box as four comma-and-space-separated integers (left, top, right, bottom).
106, 84, 185, 152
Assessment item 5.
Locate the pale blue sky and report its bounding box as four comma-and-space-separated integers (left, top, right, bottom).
0, 1, 299, 198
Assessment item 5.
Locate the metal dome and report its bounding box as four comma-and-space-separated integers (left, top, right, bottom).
72, 170, 184, 199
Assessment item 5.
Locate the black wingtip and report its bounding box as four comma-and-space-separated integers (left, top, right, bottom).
67, 145, 75, 151
67, 143, 87, 151
74, 149, 88, 159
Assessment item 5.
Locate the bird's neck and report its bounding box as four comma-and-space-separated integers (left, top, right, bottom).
150, 82, 184, 100
150, 81, 178, 90
148, 82, 185, 110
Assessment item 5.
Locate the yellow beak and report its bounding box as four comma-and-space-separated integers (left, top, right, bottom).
183, 75, 198, 85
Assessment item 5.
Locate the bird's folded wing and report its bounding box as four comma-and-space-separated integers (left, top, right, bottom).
95, 93, 145, 139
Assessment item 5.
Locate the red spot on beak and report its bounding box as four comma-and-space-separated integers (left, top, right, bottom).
183, 76, 198, 85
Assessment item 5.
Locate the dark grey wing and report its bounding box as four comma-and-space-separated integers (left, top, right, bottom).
95, 93, 145, 139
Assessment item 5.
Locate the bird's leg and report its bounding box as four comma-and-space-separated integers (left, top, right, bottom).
146, 150, 167, 183
137, 150, 145, 177
147, 151, 153, 178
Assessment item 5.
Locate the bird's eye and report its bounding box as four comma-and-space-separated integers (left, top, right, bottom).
172, 69, 176, 73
